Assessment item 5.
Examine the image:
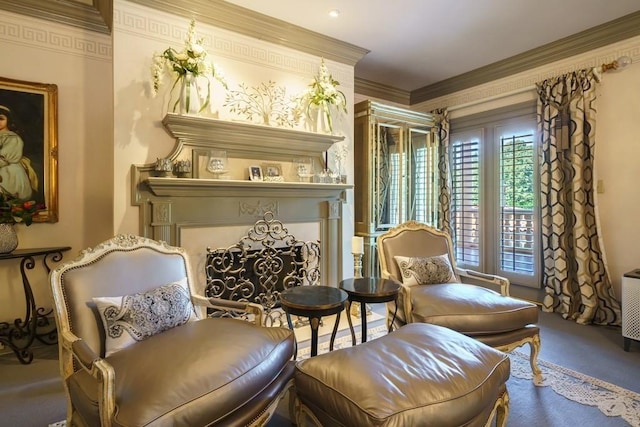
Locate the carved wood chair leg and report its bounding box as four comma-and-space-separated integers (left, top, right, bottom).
530, 333, 543, 385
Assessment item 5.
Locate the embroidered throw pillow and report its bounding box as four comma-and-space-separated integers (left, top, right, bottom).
93, 277, 197, 357
394, 254, 455, 287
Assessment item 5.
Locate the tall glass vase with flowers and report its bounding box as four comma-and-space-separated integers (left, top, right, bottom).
151, 19, 228, 115
299, 59, 347, 134
0, 190, 44, 253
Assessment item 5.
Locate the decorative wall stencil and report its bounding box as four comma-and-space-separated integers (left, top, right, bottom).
224, 81, 299, 127
0, 12, 112, 61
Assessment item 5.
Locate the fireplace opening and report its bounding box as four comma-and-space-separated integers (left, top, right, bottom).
204, 213, 320, 326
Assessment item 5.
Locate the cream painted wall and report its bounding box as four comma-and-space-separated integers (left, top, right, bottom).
112, 1, 356, 285
0, 12, 113, 322
412, 36, 640, 300
595, 63, 640, 298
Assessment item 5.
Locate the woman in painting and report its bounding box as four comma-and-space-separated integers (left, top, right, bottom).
0, 105, 37, 200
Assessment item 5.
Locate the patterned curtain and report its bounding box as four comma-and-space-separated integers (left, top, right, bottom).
431, 108, 451, 236
537, 69, 621, 326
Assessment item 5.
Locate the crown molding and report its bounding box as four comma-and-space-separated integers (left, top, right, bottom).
125, 0, 369, 66
411, 11, 640, 104
354, 77, 410, 105
0, 0, 112, 34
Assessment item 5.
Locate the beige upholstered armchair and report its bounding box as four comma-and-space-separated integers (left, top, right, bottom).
377, 221, 542, 382
49, 235, 295, 427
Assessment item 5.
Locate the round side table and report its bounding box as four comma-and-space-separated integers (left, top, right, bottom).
279, 285, 348, 358
339, 277, 400, 345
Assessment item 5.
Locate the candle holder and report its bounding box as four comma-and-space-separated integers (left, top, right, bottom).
353, 252, 363, 279
350, 251, 371, 318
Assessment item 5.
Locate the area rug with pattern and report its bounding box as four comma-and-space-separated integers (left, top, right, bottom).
296, 325, 640, 427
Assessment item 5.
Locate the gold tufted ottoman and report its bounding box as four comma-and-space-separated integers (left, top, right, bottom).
294, 323, 510, 427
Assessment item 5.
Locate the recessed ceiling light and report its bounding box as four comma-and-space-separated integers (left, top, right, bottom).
329, 9, 340, 18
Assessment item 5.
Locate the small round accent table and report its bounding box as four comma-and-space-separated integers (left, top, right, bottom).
339, 277, 401, 345
279, 285, 347, 358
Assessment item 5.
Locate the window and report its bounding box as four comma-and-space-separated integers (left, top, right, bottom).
450, 102, 539, 288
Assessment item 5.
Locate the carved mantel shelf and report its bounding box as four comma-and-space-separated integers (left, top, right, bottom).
144, 177, 352, 199
162, 113, 345, 157
133, 115, 351, 286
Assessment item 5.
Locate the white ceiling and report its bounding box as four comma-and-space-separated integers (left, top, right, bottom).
225, 0, 640, 92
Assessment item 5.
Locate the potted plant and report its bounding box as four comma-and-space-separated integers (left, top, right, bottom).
151, 19, 228, 115
298, 58, 347, 134
0, 190, 44, 253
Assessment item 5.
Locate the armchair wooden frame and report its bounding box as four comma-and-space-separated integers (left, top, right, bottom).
50, 234, 294, 427
378, 221, 542, 383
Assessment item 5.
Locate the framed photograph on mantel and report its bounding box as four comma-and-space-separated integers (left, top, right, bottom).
249, 165, 263, 181
0, 77, 58, 222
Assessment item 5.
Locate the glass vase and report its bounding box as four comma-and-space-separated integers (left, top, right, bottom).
177, 72, 202, 115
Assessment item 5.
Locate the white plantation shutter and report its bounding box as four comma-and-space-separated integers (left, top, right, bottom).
451, 138, 480, 267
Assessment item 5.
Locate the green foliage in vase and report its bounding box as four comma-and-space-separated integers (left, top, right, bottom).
297, 58, 347, 133
151, 19, 228, 113
0, 190, 44, 226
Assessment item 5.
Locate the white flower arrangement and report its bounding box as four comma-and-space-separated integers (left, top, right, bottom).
151, 19, 227, 113
298, 58, 347, 133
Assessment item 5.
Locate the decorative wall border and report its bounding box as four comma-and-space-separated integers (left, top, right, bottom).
414, 35, 640, 113
114, 1, 354, 88
0, 0, 112, 34
0, 10, 112, 61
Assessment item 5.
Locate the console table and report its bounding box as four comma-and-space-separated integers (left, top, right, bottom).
0, 246, 71, 364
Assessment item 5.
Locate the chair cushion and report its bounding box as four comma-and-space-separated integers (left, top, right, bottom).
394, 254, 455, 286
68, 317, 295, 426
93, 278, 198, 356
410, 283, 538, 334
295, 323, 510, 426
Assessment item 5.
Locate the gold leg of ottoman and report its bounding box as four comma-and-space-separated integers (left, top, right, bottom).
293, 395, 323, 427
484, 389, 510, 427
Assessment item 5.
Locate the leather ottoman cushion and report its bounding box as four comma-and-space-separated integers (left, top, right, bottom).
68, 317, 294, 426
410, 283, 538, 334
295, 323, 510, 427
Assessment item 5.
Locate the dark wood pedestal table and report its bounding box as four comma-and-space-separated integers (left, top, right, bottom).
339, 277, 401, 345
0, 246, 71, 364
279, 285, 347, 358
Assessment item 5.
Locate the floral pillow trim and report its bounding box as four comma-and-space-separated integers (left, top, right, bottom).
93, 277, 197, 357
394, 254, 456, 287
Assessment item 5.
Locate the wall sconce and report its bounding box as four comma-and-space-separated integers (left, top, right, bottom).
601, 55, 632, 73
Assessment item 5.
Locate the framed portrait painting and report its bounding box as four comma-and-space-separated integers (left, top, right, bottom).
0, 77, 58, 222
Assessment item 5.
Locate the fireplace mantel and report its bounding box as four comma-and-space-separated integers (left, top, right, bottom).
132, 115, 352, 286
145, 177, 351, 199
162, 113, 345, 158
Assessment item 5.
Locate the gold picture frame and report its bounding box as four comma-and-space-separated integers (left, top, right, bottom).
0, 77, 58, 222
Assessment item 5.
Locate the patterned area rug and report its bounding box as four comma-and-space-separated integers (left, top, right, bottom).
509, 351, 640, 427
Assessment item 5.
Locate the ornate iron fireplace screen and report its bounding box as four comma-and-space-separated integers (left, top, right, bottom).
205, 212, 320, 326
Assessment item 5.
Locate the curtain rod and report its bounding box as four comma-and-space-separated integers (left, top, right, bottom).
447, 56, 632, 112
